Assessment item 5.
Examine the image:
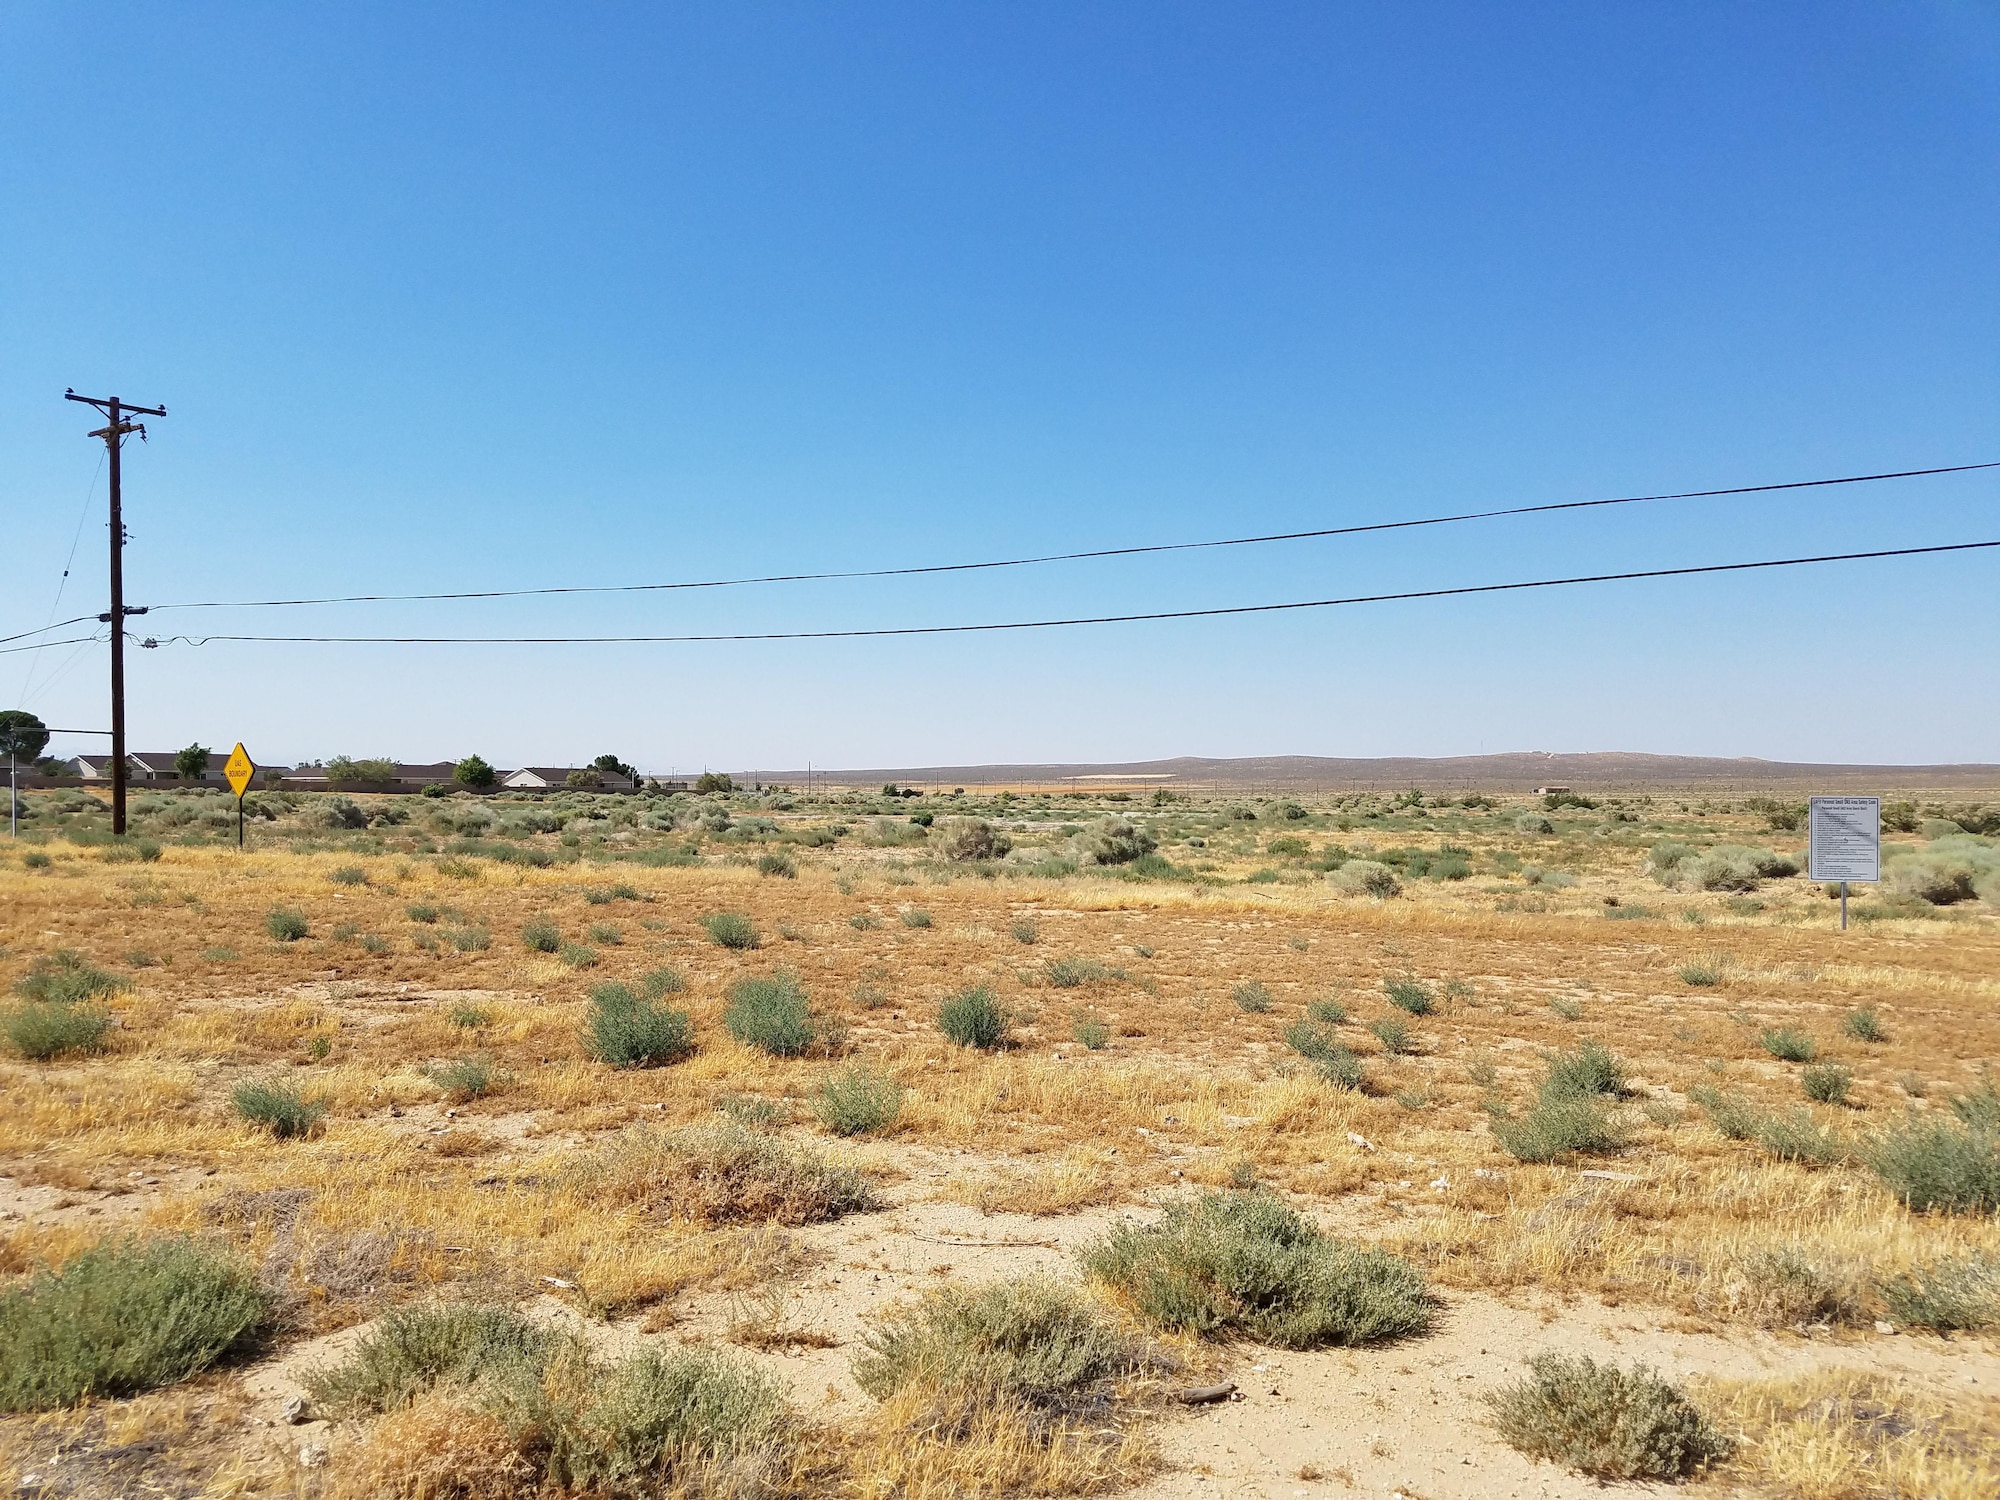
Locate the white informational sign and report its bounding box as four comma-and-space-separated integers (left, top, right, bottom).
1808, 796, 1880, 883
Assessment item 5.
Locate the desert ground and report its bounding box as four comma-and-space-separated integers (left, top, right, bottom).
2, 781, 1997, 1499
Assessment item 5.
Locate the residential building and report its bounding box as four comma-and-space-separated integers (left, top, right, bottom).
502, 766, 640, 793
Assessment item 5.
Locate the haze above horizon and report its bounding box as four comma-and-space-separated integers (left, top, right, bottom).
4, 4, 1996, 770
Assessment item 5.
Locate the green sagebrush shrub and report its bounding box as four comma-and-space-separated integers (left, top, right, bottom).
584, 982, 694, 1068
723, 972, 818, 1056
0, 1239, 266, 1411
937, 985, 1009, 1048
1485, 1353, 1729, 1480
1082, 1191, 1431, 1348
815, 1065, 903, 1136
853, 1277, 1149, 1412
231, 1078, 327, 1139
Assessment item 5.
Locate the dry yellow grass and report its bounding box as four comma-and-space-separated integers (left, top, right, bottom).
844, 1386, 1158, 1499
3, 793, 1997, 1497
1699, 1368, 2000, 1500
329, 1393, 536, 1500
937, 1146, 1130, 1216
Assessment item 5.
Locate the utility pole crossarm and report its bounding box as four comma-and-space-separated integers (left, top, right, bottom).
65, 390, 167, 417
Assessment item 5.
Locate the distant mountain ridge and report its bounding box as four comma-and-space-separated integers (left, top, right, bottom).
766, 751, 2000, 793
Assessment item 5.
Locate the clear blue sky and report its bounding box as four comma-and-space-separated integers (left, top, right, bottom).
4, 4, 1996, 773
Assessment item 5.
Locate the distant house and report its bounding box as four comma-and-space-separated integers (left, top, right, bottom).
284, 762, 461, 790
502, 766, 639, 793
1533, 785, 1573, 796
68, 752, 264, 785
388, 762, 460, 788
131, 752, 211, 782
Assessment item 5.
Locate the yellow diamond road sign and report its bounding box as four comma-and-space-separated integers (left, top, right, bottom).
223, 743, 256, 797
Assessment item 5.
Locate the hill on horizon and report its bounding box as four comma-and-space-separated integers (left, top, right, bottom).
763, 751, 2000, 794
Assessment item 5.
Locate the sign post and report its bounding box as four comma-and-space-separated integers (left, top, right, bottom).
1807, 796, 1880, 931
223, 743, 256, 850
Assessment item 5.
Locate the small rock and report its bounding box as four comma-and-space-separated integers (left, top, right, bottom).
281, 1394, 310, 1425
1875, 1320, 1897, 1335
298, 1444, 329, 1469
1346, 1132, 1375, 1152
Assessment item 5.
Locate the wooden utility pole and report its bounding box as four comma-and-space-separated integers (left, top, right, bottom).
65, 390, 166, 836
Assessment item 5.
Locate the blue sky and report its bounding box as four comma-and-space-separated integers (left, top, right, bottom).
4, 3, 1996, 773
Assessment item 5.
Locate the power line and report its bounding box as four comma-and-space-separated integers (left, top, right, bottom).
141, 461, 1996, 613
148, 539, 1998, 647
0, 615, 102, 648
16, 446, 106, 706
0, 633, 107, 658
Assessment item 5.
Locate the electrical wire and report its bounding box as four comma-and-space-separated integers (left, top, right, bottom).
0, 615, 102, 648
15, 447, 106, 703
147, 539, 1998, 647
141, 461, 1997, 613
0, 633, 106, 658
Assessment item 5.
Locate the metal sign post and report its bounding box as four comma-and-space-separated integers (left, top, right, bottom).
224, 743, 256, 849
1807, 796, 1880, 931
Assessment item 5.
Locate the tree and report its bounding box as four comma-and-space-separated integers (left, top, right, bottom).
326, 755, 397, 789
175, 743, 212, 781
591, 753, 637, 782
0, 712, 49, 766
1, 711, 50, 837
565, 767, 604, 790
694, 771, 735, 795
454, 754, 497, 790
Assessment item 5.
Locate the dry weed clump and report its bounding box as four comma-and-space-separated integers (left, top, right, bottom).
855, 1276, 1155, 1414
333, 1393, 537, 1500
572, 1121, 876, 1227
1698, 1368, 2000, 1500
313, 1303, 795, 1500
847, 1384, 1157, 1499
850, 1278, 1164, 1497
942, 1148, 1125, 1217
